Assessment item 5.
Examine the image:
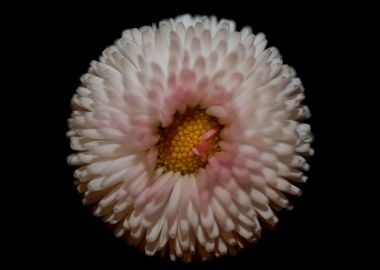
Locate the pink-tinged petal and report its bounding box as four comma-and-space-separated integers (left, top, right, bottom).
192, 141, 212, 162
199, 127, 219, 141
145, 147, 158, 176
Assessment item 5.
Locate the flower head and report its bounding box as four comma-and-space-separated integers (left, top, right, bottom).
67, 14, 313, 262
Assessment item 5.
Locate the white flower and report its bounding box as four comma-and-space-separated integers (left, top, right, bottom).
67, 14, 313, 262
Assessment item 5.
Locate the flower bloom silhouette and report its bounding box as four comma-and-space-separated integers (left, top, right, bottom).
67, 15, 313, 262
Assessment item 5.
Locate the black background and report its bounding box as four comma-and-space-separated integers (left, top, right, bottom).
41, 2, 363, 269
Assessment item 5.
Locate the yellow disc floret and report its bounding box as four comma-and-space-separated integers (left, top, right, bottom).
157, 106, 222, 175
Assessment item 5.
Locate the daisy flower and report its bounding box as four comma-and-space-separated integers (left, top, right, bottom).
67, 14, 313, 262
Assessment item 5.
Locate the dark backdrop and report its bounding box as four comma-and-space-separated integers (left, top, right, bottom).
52, 2, 357, 269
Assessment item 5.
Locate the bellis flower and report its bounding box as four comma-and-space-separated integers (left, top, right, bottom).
67, 14, 313, 262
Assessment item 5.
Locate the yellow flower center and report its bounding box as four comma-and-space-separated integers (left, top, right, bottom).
157, 107, 222, 175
